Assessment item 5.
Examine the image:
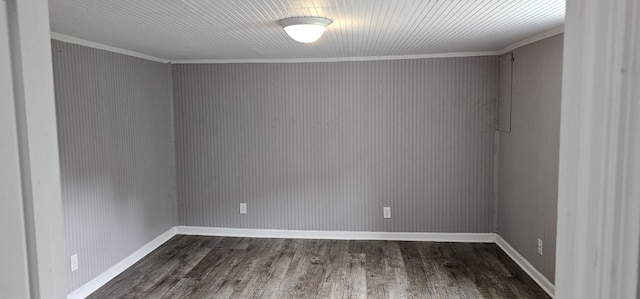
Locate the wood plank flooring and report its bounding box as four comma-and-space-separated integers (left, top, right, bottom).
88, 235, 550, 299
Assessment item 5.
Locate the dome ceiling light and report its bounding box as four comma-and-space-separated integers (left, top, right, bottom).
278, 17, 332, 43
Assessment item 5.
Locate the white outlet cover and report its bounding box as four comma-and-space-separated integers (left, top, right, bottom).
70, 254, 78, 272
537, 238, 543, 255
383, 207, 391, 218
239, 203, 247, 214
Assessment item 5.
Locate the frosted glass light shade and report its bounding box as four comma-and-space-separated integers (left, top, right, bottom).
279, 17, 332, 43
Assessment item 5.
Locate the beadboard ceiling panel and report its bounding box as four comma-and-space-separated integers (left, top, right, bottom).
49, 0, 565, 60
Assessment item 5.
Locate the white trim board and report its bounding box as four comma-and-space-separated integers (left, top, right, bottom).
66, 227, 555, 299
50, 33, 169, 64
173, 51, 498, 64
51, 26, 563, 65
175, 26, 564, 64
175, 226, 495, 243
494, 235, 555, 298
66, 227, 177, 299
555, 0, 640, 297
495, 26, 565, 55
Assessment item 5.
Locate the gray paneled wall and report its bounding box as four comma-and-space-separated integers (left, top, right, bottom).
498, 54, 513, 132
497, 34, 563, 283
51, 40, 177, 291
173, 57, 498, 232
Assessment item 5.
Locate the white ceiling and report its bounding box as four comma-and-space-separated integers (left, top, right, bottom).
49, 0, 565, 61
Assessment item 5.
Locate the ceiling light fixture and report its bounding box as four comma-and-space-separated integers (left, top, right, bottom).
279, 17, 332, 43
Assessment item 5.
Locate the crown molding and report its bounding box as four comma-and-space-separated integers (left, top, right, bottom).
496, 26, 564, 55
171, 51, 497, 64
50, 32, 169, 63
52, 26, 564, 64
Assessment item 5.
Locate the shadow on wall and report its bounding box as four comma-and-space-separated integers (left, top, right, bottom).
51, 40, 176, 291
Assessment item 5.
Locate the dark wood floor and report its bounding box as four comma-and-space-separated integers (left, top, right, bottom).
89, 235, 550, 299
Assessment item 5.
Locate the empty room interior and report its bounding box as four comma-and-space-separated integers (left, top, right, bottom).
3, 0, 639, 298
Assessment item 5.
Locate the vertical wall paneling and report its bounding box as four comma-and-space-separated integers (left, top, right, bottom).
498, 53, 513, 132
497, 34, 563, 283
51, 40, 177, 291
493, 131, 500, 233
167, 63, 179, 223
174, 57, 499, 233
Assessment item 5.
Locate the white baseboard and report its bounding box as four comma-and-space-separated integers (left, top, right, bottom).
66, 227, 177, 299
494, 234, 555, 298
175, 226, 495, 243
67, 226, 554, 299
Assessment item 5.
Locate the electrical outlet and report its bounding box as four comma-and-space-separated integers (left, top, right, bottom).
239, 203, 247, 214
70, 254, 78, 272
537, 238, 543, 256
383, 207, 391, 219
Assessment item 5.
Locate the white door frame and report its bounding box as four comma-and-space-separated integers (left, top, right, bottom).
0, 0, 31, 297
2, 0, 68, 297
555, 0, 640, 298
2, 0, 639, 297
